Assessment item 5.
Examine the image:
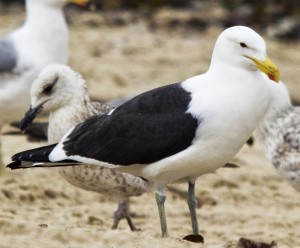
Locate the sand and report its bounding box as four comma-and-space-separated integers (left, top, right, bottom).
0, 5, 300, 248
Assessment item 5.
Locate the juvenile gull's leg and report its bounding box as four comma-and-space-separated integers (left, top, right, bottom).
112, 200, 140, 231
155, 186, 168, 237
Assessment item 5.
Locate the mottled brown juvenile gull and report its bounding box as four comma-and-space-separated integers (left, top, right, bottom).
7, 26, 280, 240
19, 64, 149, 231
0, 0, 87, 163
255, 81, 300, 191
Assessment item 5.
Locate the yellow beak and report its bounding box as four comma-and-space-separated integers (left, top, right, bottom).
68, 0, 89, 6
245, 55, 280, 83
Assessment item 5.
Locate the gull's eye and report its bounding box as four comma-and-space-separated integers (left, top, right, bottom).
42, 77, 58, 95
43, 84, 53, 95
240, 42, 248, 48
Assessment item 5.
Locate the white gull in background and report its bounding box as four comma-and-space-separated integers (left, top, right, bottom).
19, 64, 149, 231
7, 26, 280, 240
255, 81, 300, 192
0, 0, 87, 162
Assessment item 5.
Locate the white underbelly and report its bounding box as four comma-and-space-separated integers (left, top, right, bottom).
119, 138, 244, 186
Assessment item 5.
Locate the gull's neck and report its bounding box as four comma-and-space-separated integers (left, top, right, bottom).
50, 90, 92, 124
261, 82, 292, 122
18, 0, 69, 65
25, 1, 65, 28
255, 82, 292, 143
48, 90, 92, 143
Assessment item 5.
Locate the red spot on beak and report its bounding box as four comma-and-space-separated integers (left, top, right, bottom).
268, 73, 275, 81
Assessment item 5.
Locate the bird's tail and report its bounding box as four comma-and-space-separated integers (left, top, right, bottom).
7, 144, 80, 170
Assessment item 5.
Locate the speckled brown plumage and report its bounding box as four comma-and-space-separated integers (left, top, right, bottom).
256, 82, 300, 192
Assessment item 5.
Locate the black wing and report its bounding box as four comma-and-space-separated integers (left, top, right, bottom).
62, 83, 200, 165
115, 83, 193, 115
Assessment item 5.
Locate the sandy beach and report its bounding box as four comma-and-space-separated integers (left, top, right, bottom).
0, 5, 300, 248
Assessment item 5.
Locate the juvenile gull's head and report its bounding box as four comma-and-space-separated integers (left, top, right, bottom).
20, 64, 88, 132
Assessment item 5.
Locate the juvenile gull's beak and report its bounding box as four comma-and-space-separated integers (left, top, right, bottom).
20, 101, 47, 132
245, 55, 280, 83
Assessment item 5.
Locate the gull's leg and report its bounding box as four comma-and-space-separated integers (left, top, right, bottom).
155, 187, 169, 237
183, 182, 204, 243
123, 200, 140, 231
187, 182, 199, 235
112, 200, 140, 231
112, 201, 124, 230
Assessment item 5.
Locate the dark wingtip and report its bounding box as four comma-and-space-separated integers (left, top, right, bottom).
6, 161, 22, 170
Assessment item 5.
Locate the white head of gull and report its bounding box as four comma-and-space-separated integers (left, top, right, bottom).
8, 26, 280, 240
19, 64, 148, 231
